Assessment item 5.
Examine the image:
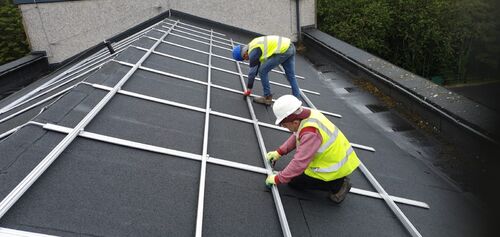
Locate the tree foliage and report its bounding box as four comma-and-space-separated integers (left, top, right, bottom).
0, 0, 29, 65
318, 0, 499, 83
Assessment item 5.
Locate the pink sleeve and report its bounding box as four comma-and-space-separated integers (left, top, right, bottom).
277, 130, 322, 183
277, 133, 297, 155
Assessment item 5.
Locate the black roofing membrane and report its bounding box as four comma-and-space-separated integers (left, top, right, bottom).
144, 28, 164, 39
172, 29, 209, 44
113, 46, 147, 65
0, 138, 200, 236
130, 36, 156, 50
0, 126, 64, 199
0, 14, 488, 236
85, 94, 205, 155
212, 40, 232, 50
211, 56, 238, 72
203, 164, 282, 236
84, 61, 131, 87
212, 46, 233, 59
209, 87, 251, 119
143, 53, 208, 82
123, 68, 207, 108
166, 34, 209, 52
155, 41, 209, 64
34, 85, 107, 128
207, 115, 262, 166
210, 69, 245, 91
0, 76, 93, 134
0, 102, 47, 134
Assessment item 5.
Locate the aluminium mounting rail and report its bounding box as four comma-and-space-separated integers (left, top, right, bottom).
230, 38, 292, 237
87, 80, 373, 153
125, 40, 343, 119
32, 121, 428, 209
288, 68, 424, 237
194, 29, 215, 237
80, 80, 427, 209
154, 25, 305, 80
0, 20, 180, 219
277, 64, 316, 109
102, 58, 370, 151
0, 21, 177, 125
164, 17, 226, 38
0, 20, 161, 116
130, 43, 317, 96
0, 85, 77, 124
0, 227, 57, 237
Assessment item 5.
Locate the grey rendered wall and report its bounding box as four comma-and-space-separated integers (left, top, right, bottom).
18, 0, 315, 64
19, 0, 170, 64
170, 0, 315, 41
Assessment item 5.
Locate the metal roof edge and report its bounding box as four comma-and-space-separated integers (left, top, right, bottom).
0, 51, 46, 76
303, 28, 500, 145
0, 52, 48, 100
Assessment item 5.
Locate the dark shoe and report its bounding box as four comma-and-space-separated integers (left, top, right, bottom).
329, 177, 352, 204
253, 95, 273, 105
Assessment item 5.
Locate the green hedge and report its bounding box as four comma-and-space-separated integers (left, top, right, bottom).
318, 0, 499, 84
0, 0, 29, 65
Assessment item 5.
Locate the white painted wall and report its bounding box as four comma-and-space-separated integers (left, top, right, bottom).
18, 0, 316, 63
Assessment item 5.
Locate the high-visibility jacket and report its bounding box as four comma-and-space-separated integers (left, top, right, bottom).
248, 35, 291, 62
297, 110, 360, 181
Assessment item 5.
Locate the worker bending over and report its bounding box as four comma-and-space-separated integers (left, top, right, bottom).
265, 95, 360, 203
232, 35, 301, 105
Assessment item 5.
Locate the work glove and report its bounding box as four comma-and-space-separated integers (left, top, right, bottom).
243, 89, 252, 97
266, 151, 281, 167
265, 173, 279, 188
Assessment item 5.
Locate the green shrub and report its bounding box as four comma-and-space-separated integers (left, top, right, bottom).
0, 0, 30, 65
318, 0, 498, 84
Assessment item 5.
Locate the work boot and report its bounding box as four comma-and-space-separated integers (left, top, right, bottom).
329, 177, 352, 204
253, 95, 273, 105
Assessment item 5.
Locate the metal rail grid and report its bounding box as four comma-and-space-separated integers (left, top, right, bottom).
0, 19, 166, 124
0, 17, 428, 236
0, 18, 180, 232
276, 63, 423, 237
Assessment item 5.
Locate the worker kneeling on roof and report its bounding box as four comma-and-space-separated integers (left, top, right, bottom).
232, 35, 301, 105
265, 95, 360, 203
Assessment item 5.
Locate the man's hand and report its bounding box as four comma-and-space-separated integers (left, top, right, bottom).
243, 89, 252, 96
266, 151, 281, 166
265, 174, 278, 188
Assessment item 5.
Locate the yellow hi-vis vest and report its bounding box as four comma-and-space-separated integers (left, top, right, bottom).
248, 35, 291, 62
297, 110, 360, 181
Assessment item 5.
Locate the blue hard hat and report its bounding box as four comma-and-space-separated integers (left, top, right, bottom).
232, 45, 244, 61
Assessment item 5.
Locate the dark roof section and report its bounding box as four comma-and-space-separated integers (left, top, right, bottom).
0, 12, 489, 237
0, 52, 48, 100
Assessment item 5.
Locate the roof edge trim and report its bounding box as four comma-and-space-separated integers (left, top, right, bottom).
303, 29, 499, 145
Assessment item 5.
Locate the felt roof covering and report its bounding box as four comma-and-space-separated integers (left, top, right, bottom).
0, 14, 488, 237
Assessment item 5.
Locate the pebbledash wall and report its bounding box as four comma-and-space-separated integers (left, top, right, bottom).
14, 0, 316, 64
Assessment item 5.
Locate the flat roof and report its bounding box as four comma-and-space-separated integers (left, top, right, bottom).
0, 14, 488, 236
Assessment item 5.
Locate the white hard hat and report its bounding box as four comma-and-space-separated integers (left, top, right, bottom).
272, 95, 302, 125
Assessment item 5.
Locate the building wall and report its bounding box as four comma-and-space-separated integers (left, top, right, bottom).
17, 0, 315, 64
19, 0, 169, 63
171, 0, 316, 41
